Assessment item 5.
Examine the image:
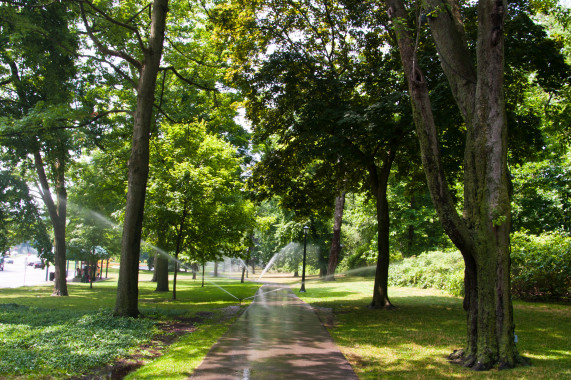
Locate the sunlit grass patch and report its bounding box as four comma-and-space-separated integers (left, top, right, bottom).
294, 277, 570, 379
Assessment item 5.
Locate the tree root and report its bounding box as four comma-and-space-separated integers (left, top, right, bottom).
449, 349, 531, 371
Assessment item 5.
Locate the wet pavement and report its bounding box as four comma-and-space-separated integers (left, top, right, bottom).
190, 284, 358, 380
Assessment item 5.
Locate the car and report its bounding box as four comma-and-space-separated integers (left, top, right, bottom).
5, 258, 13, 264
33, 261, 45, 269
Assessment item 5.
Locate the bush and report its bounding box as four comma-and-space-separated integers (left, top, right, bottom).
388, 250, 464, 297
511, 231, 571, 301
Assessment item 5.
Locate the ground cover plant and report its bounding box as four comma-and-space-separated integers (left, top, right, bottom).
296, 277, 570, 379
0, 269, 261, 378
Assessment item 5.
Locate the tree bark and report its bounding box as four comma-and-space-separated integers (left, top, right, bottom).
155, 237, 169, 292
151, 254, 158, 282
34, 151, 68, 296
114, 0, 169, 317
192, 263, 198, 279
386, 0, 520, 369
407, 196, 415, 255
369, 153, 395, 309
172, 199, 189, 301
326, 190, 346, 280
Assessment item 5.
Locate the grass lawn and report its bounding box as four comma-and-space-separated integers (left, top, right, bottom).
0, 271, 568, 379
0, 269, 261, 379
295, 276, 571, 379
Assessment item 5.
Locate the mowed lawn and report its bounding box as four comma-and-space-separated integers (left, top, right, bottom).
0, 271, 568, 379
296, 276, 570, 380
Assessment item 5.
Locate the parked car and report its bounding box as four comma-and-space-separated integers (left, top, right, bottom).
33, 261, 45, 269
5, 258, 13, 264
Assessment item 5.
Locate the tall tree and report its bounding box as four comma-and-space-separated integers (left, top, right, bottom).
145, 121, 254, 299
216, 0, 415, 307
385, 0, 525, 369
75, 0, 169, 316
0, 2, 78, 295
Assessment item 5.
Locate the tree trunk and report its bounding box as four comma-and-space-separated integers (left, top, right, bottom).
173, 199, 189, 301
407, 196, 415, 255
155, 232, 169, 291
151, 254, 158, 282
386, 0, 521, 369
192, 263, 198, 280
114, 0, 169, 318
326, 191, 346, 280
241, 266, 246, 283
369, 154, 395, 309
155, 254, 169, 292
34, 151, 68, 296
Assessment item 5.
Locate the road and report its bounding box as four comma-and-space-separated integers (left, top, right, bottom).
190, 284, 358, 380
0, 254, 63, 289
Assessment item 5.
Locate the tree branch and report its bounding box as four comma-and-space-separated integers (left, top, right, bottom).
425, 0, 477, 121
153, 102, 178, 124
79, 2, 143, 71
165, 36, 221, 68
161, 66, 217, 91
0, 0, 58, 7
0, 109, 133, 138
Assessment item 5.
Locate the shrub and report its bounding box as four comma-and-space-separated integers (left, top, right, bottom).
388, 250, 464, 297
510, 231, 571, 301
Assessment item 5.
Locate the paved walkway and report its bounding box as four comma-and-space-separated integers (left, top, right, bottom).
190, 284, 358, 379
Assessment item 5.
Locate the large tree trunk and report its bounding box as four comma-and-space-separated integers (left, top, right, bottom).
192, 263, 198, 279
155, 254, 169, 291
386, 0, 521, 369
369, 153, 395, 309
34, 151, 68, 296
155, 234, 169, 292
326, 190, 346, 280
114, 0, 169, 317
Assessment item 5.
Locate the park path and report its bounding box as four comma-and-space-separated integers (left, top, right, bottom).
190, 284, 358, 380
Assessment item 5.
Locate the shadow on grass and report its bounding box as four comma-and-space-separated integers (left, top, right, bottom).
302, 283, 570, 379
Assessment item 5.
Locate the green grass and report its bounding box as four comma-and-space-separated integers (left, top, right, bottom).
124, 315, 238, 380
295, 276, 571, 379
0, 269, 261, 378
0, 271, 568, 379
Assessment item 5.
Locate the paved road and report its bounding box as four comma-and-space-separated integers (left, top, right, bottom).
191, 284, 358, 380
0, 255, 62, 288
